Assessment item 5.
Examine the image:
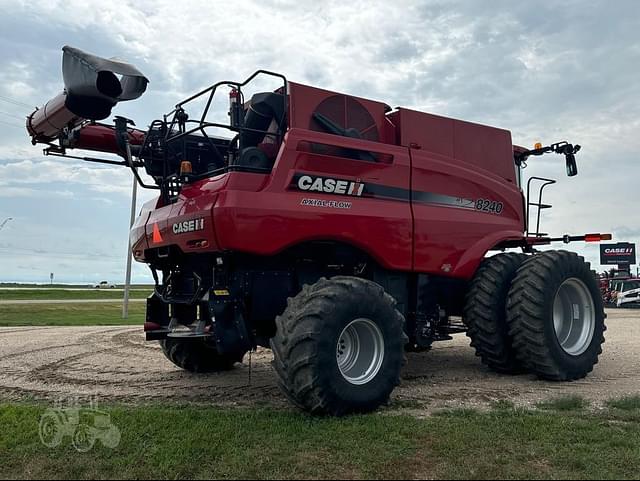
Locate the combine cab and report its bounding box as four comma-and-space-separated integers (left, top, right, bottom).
28, 46, 611, 415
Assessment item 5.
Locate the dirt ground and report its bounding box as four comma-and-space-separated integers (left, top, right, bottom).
1, 309, 638, 413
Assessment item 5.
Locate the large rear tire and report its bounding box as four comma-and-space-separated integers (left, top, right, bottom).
160, 339, 246, 373
506, 250, 606, 381
271, 276, 407, 416
464, 252, 527, 374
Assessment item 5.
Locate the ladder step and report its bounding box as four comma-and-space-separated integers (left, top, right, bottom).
433, 334, 453, 341
145, 329, 170, 341
167, 331, 213, 340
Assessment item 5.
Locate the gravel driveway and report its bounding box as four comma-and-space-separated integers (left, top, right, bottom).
1, 309, 638, 413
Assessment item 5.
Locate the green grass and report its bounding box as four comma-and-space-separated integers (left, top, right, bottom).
491, 400, 516, 411
1, 403, 640, 480
607, 395, 640, 411
536, 395, 589, 412
0, 289, 152, 301
0, 283, 154, 289
0, 303, 144, 326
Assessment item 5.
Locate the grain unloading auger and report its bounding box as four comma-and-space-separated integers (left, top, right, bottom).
27, 46, 147, 159
28, 46, 611, 416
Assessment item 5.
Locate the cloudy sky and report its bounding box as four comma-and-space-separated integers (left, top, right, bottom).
0, 0, 638, 283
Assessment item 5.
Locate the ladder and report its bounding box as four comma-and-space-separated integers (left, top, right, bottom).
526, 176, 557, 237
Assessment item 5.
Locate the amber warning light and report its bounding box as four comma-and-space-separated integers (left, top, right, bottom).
180, 161, 193, 176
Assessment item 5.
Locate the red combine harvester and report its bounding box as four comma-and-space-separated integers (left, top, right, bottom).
28, 47, 611, 415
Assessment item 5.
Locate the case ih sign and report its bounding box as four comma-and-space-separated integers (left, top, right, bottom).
600, 243, 637, 265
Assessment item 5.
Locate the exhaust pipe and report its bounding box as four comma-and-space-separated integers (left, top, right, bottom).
27, 46, 148, 143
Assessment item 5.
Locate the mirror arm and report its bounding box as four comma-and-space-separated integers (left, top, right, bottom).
515, 141, 581, 177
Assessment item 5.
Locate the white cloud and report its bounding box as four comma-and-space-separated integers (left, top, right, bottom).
0, 186, 74, 198
0, 158, 148, 196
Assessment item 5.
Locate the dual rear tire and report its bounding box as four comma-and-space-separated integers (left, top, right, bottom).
465, 250, 606, 381
506, 250, 606, 380
464, 252, 526, 374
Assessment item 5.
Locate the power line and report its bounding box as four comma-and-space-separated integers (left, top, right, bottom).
0, 246, 124, 260
0, 218, 12, 231
0, 110, 25, 121
0, 95, 33, 110
0, 119, 23, 130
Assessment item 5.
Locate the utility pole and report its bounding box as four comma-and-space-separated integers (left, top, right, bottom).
116, 116, 139, 320
122, 162, 138, 319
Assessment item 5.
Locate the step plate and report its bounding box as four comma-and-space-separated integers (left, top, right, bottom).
166, 331, 213, 340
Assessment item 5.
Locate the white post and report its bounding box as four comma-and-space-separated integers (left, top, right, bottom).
122, 139, 138, 320
122, 176, 138, 319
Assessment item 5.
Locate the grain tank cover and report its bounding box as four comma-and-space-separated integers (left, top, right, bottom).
388, 108, 516, 183
62, 45, 148, 120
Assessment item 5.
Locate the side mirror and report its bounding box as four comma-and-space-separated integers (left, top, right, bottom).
566, 153, 578, 177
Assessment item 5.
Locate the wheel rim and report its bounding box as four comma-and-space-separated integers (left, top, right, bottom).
73, 425, 95, 452
336, 318, 385, 385
553, 278, 595, 356
39, 416, 62, 447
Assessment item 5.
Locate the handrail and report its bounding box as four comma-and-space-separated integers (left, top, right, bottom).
525, 176, 557, 236
135, 70, 288, 201
165, 70, 288, 145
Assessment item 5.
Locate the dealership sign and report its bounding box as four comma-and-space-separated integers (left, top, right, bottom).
600, 243, 636, 265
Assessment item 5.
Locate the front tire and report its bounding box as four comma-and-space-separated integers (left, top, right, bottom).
506, 250, 606, 381
72, 424, 96, 453
160, 339, 246, 373
271, 276, 407, 416
39, 411, 64, 448
464, 252, 527, 374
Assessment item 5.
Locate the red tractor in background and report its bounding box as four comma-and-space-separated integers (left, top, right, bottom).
28, 47, 610, 415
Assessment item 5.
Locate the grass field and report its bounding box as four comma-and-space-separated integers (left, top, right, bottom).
0, 284, 153, 289
1, 398, 639, 479
0, 289, 152, 301
0, 303, 144, 326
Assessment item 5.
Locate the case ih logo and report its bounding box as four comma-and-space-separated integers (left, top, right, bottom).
604, 248, 633, 255
173, 218, 205, 235
600, 243, 636, 266
294, 174, 365, 197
